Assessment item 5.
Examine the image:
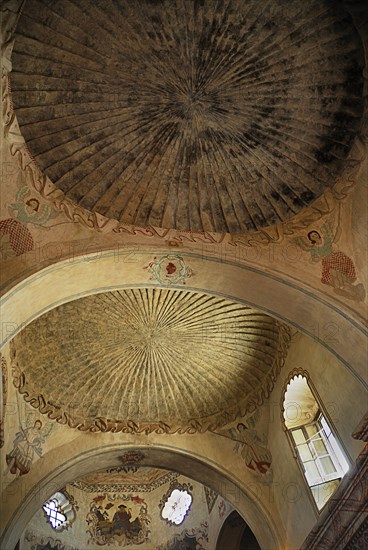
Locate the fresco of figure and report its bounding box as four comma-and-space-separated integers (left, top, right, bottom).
233, 422, 272, 476
6, 420, 44, 476
9, 185, 59, 227
294, 219, 365, 302
112, 504, 132, 534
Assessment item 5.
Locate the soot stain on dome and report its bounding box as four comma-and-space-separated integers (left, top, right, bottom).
10, 0, 366, 233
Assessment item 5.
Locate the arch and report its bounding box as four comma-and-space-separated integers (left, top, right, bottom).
1, 248, 366, 549
0, 441, 282, 550
1, 249, 366, 389
216, 510, 261, 550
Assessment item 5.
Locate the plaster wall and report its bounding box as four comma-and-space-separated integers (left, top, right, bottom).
2, 329, 365, 550
19, 476, 228, 550
264, 333, 366, 548
1, 2, 367, 550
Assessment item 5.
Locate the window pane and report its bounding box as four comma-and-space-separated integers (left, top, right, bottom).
313, 438, 328, 456
320, 456, 337, 475
304, 461, 322, 485
305, 424, 318, 437
43, 499, 66, 530
162, 489, 192, 525
297, 443, 313, 461
291, 429, 305, 445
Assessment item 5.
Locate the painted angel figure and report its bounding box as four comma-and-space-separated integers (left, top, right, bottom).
233, 423, 272, 477
293, 220, 365, 302
6, 418, 51, 476
9, 186, 59, 227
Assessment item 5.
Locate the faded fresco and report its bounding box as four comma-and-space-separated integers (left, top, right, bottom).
294, 214, 365, 302
144, 254, 193, 285
157, 522, 208, 550
0, 218, 34, 259
231, 421, 272, 477
6, 415, 53, 477
24, 530, 78, 550
216, 410, 273, 479
204, 486, 218, 514
9, 185, 60, 228
218, 500, 226, 520
86, 493, 151, 546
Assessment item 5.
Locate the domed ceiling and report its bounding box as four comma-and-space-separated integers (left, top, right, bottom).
10, 288, 289, 432
10, 0, 365, 233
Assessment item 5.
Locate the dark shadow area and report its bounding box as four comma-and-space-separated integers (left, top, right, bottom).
216, 510, 261, 550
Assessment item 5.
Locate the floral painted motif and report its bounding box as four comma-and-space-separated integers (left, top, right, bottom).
118, 450, 145, 473
72, 471, 179, 494
144, 254, 193, 285
86, 493, 151, 546
218, 500, 226, 520
204, 486, 218, 514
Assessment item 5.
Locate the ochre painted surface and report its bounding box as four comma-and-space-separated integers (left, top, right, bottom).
10, 288, 290, 432
10, 1, 365, 233
1, 1, 367, 549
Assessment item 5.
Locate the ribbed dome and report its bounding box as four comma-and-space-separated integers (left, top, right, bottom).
10, 0, 364, 233
11, 288, 290, 433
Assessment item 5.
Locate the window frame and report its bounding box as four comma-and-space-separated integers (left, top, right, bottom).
43, 498, 67, 530
42, 491, 76, 532
159, 481, 193, 527
281, 371, 352, 514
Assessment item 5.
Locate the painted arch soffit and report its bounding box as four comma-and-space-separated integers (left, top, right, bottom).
71, 466, 180, 493
1, 0, 367, 246
9, 287, 291, 434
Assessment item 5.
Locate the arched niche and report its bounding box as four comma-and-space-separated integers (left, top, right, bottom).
0, 441, 282, 550
0, 249, 366, 388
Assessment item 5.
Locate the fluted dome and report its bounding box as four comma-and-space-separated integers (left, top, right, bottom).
11, 288, 290, 432
10, 0, 364, 233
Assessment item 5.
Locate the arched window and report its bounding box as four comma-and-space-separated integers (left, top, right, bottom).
42, 491, 76, 531
159, 482, 193, 526
282, 373, 350, 511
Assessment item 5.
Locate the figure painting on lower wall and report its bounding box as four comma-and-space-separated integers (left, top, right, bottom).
156, 522, 208, 550
24, 529, 78, 550
86, 493, 151, 546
